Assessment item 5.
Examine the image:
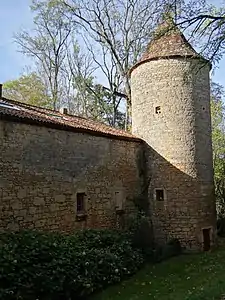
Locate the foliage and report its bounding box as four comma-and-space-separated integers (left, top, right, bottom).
0, 230, 144, 299
153, 238, 182, 263
62, 0, 171, 128
0, 226, 183, 299
12, 0, 225, 129
125, 211, 154, 257
14, 0, 225, 129
3, 72, 52, 108
177, 1, 225, 63
91, 248, 225, 300
217, 217, 225, 237
125, 210, 181, 262
71, 73, 125, 127
73, 228, 131, 249
211, 82, 225, 217
15, 0, 178, 129
163, 0, 225, 63
15, 0, 73, 109
14, 0, 128, 128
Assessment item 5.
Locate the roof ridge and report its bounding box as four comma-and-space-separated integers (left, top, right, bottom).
0, 97, 140, 142
1, 97, 53, 112
1, 97, 108, 125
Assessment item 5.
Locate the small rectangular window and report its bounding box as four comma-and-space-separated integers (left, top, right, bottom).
155, 106, 161, 114
115, 191, 124, 211
77, 193, 85, 213
156, 189, 164, 201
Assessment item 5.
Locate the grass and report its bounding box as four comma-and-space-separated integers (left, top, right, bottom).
91, 248, 225, 300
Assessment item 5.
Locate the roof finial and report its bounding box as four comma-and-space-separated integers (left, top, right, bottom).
162, 11, 174, 24
153, 14, 177, 40
161, 1, 178, 23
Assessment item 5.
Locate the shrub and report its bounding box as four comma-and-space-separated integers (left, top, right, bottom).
0, 230, 144, 299
153, 238, 182, 263
75, 228, 130, 248
125, 211, 154, 258
125, 211, 182, 262
217, 217, 225, 237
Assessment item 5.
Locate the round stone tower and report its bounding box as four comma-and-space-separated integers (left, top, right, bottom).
130, 20, 217, 250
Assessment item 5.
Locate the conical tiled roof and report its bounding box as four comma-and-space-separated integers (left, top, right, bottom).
129, 19, 209, 74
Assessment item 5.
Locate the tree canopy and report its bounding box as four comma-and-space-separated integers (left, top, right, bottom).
7, 0, 225, 132
3, 73, 51, 108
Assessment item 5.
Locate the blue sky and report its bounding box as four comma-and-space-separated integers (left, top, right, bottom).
0, 0, 224, 87
0, 0, 33, 82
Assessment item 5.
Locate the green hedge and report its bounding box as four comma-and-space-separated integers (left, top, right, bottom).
0, 230, 144, 299
217, 217, 225, 237
152, 238, 182, 263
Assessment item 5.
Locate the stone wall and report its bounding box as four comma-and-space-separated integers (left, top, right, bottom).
0, 119, 143, 232
131, 58, 217, 250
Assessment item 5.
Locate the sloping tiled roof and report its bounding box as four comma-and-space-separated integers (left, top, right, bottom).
0, 98, 141, 142
129, 19, 209, 74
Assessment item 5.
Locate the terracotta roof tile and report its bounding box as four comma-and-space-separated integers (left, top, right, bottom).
129, 19, 209, 74
0, 98, 141, 142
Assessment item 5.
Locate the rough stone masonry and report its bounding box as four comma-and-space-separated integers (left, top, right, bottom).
130, 20, 217, 250
0, 19, 217, 251
0, 120, 143, 232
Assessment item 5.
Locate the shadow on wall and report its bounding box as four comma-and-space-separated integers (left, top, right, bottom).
144, 144, 217, 251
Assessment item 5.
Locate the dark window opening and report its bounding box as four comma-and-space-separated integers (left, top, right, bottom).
156, 189, 164, 201
203, 228, 211, 251
115, 191, 124, 212
155, 106, 161, 114
77, 193, 85, 213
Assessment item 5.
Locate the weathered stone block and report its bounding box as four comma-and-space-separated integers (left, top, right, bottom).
17, 190, 27, 199
55, 195, 66, 203
34, 198, 45, 206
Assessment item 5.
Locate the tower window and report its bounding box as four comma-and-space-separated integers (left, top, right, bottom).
76, 192, 85, 213
155, 106, 161, 114
155, 189, 164, 201
115, 191, 124, 212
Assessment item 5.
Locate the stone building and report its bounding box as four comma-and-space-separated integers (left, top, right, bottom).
0, 21, 216, 251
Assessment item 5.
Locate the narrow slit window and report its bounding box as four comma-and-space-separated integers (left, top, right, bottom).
155, 106, 161, 114
115, 191, 123, 211
77, 193, 85, 213
156, 189, 164, 201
